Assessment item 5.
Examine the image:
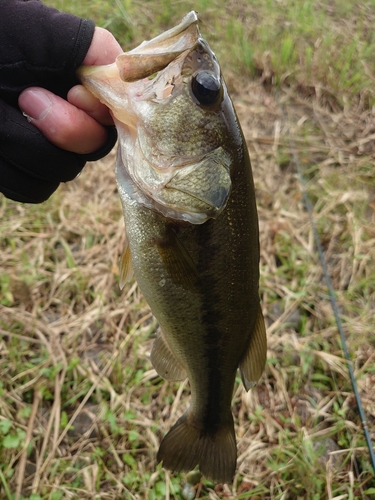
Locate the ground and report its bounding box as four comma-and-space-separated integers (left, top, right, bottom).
1, 1, 375, 499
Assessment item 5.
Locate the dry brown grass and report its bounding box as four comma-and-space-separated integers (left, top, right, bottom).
2, 12, 375, 497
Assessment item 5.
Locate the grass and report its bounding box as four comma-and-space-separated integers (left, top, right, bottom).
2, 0, 375, 498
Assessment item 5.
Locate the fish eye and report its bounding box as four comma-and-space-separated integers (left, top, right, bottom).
191, 71, 222, 106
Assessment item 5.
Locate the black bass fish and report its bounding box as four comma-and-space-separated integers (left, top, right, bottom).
78, 11, 266, 484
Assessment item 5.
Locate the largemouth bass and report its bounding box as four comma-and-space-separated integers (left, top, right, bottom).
78, 12, 267, 484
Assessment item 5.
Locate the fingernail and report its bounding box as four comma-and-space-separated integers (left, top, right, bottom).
19, 89, 52, 121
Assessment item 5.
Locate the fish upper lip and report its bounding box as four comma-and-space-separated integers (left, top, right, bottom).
129, 11, 199, 55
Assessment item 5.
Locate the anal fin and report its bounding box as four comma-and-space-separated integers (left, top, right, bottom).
240, 306, 267, 391
150, 329, 187, 381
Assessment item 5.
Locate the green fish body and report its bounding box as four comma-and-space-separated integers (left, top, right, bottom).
78, 12, 266, 483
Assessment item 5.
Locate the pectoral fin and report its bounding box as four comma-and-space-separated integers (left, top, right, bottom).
240, 306, 267, 390
155, 226, 200, 291
119, 239, 134, 289
150, 329, 187, 381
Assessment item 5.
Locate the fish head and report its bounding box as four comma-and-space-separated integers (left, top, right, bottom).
78, 12, 235, 224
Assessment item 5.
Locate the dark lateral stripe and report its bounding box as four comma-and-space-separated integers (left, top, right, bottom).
196, 219, 227, 432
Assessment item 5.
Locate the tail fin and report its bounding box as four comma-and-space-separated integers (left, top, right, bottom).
157, 413, 236, 484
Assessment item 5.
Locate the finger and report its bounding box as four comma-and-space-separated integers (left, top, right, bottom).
18, 87, 108, 154
67, 85, 114, 125
83, 27, 123, 65
0, 100, 87, 204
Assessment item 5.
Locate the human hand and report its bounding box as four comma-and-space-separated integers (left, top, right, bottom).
18, 27, 122, 155
0, 0, 123, 203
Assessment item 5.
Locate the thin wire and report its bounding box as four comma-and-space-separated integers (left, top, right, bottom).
289, 139, 375, 474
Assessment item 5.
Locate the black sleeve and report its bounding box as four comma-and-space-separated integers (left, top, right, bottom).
0, 0, 117, 203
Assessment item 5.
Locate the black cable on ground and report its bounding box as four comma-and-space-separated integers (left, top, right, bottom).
289, 138, 375, 474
